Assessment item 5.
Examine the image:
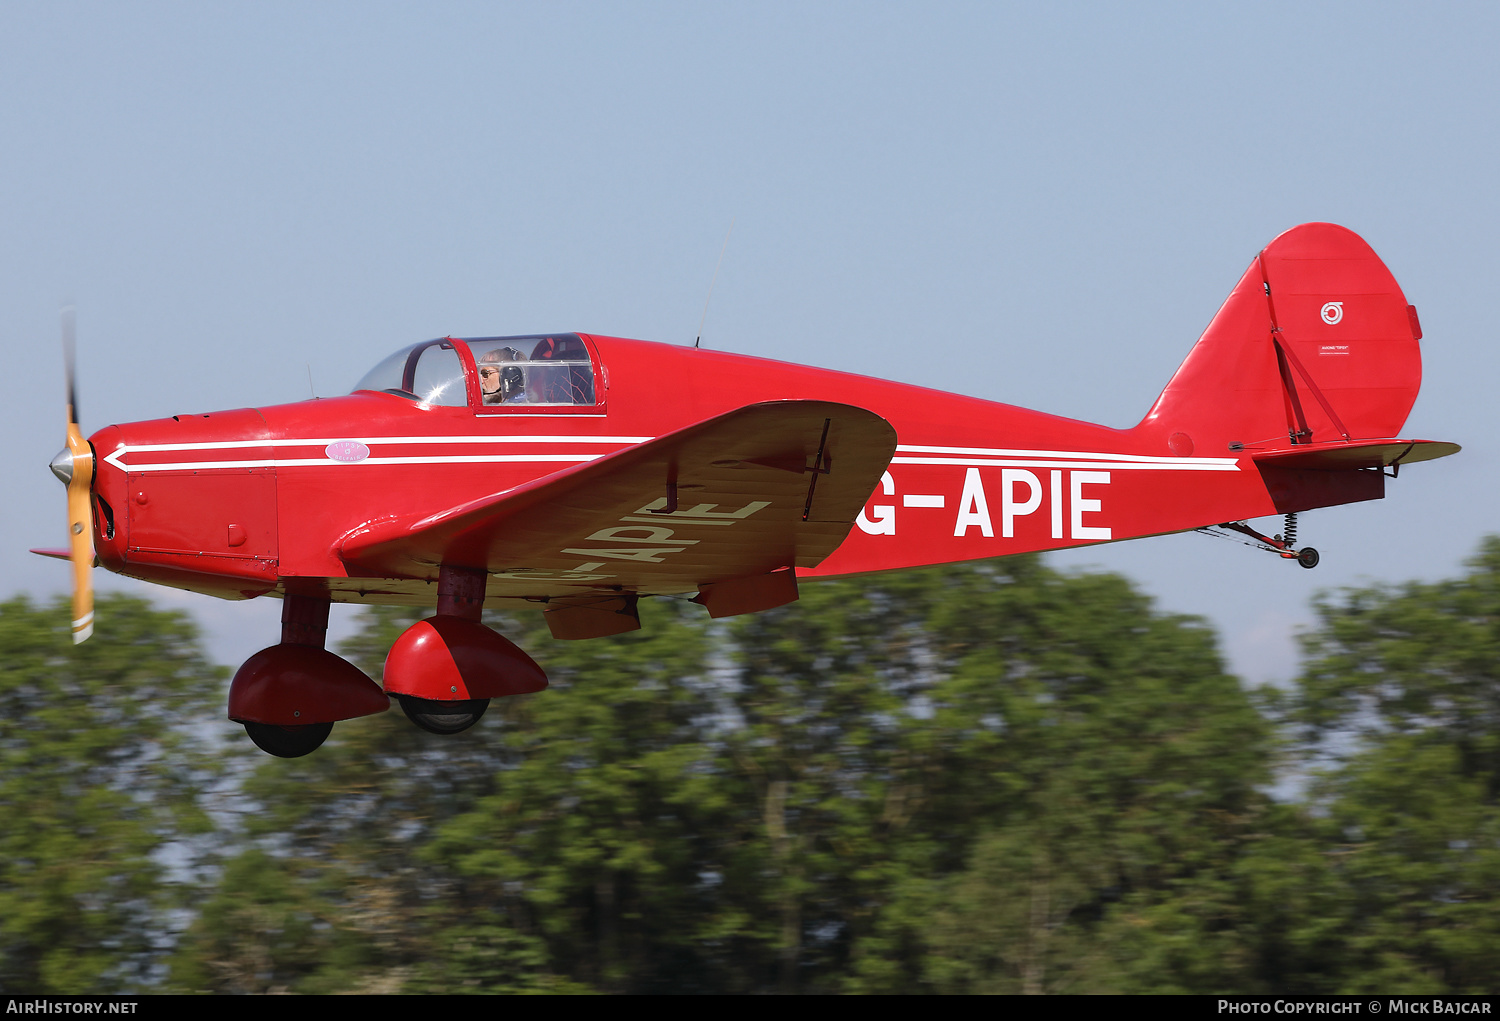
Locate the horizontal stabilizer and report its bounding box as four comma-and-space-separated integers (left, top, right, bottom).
1251, 438, 1460, 471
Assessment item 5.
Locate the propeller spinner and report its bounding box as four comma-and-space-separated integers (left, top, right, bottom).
54, 306, 95, 643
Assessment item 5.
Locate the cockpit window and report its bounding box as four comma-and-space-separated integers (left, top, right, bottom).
467, 334, 596, 407
352, 339, 468, 407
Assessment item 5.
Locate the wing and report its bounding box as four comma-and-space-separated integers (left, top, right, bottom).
339, 400, 897, 600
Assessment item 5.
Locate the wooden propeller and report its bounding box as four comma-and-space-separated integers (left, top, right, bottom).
59, 306, 94, 643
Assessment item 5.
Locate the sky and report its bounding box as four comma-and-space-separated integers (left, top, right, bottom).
1, 2, 1494, 685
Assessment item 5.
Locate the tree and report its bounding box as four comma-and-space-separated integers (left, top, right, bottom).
801, 561, 1275, 993
718, 563, 951, 992
0, 594, 224, 993
1270, 537, 1500, 993
419, 599, 722, 993
171, 557, 1287, 993
171, 605, 537, 994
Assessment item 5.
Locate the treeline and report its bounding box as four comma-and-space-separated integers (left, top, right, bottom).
2, 545, 1499, 994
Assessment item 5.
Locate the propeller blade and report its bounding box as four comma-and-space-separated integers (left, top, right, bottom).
62, 303, 78, 426
67, 435, 94, 643
61, 305, 94, 643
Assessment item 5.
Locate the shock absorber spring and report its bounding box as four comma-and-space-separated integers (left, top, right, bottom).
1283, 512, 1298, 549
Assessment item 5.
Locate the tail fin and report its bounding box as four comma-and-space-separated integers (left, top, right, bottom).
1137, 223, 1423, 455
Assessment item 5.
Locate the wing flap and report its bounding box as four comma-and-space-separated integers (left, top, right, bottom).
340, 401, 897, 599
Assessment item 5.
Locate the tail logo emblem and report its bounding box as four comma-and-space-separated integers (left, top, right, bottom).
1320, 301, 1344, 324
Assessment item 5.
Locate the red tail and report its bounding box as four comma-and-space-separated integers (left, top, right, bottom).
1137, 223, 1423, 454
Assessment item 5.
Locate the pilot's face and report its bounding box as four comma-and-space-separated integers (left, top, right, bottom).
479, 365, 501, 396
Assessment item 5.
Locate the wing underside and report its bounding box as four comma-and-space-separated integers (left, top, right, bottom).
338, 400, 897, 601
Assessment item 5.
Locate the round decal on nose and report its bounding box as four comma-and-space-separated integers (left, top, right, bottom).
1320, 301, 1344, 325
325, 440, 371, 463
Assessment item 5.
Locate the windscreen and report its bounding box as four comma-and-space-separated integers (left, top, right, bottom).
352, 340, 468, 407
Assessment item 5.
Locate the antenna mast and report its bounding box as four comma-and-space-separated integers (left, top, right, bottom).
695, 217, 735, 348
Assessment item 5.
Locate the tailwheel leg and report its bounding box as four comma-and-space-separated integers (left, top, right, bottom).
1217, 517, 1320, 569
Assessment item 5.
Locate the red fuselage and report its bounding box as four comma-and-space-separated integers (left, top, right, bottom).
87, 332, 1359, 609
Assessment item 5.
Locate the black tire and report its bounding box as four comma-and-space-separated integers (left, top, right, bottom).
1297, 547, 1320, 569
397, 695, 490, 735
243, 721, 333, 758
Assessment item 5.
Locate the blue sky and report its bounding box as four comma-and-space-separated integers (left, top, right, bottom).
3, 2, 1494, 682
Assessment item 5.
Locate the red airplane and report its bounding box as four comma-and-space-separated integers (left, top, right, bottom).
37, 223, 1459, 757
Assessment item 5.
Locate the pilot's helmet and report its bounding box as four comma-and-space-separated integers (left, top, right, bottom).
500, 366, 524, 400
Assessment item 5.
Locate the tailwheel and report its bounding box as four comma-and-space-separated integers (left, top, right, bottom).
1297, 546, 1320, 569
397, 695, 490, 735
243, 721, 334, 758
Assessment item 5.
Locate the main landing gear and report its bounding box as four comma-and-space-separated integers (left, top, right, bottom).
228, 592, 389, 758
379, 567, 546, 738
1214, 513, 1320, 569
228, 567, 549, 757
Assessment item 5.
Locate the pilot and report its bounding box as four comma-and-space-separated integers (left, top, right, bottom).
478, 347, 527, 405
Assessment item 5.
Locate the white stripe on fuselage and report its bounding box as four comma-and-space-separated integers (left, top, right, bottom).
892, 444, 1240, 472
893, 456, 1238, 471
110, 455, 606, 472
100, 436, 1243, 475
102, 435, 651, 472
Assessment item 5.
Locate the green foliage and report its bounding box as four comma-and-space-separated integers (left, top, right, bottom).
170, 604, 530, 993
1274, 537, 1500, 993
21, 538, 1500, 993
1296, 536, 1500, 785
164, 561, 1280, 993
418, 600, 721, 993
0, 594, 223, 993
829, 562, 1273, 993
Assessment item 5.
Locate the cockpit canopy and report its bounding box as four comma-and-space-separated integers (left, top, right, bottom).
352, 334, 597, 408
